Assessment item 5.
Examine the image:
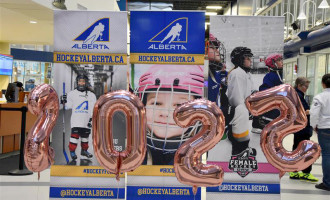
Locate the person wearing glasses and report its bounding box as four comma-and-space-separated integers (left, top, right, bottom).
289, 77, 318, 182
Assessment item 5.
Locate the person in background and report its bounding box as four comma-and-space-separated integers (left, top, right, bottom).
14, 81, 24, 92
289, 77, 318, 182
310, 73, 330, 191
5, 81, 24, 102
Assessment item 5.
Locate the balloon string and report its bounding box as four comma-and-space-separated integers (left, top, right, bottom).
38, 172, 40, 180
117, 179, 120, 199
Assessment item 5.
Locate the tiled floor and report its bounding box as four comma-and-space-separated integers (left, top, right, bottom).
0, 134, 329, 200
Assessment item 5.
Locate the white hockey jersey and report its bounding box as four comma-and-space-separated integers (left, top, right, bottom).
66, 89, 97, 128
227, 67, 254, 107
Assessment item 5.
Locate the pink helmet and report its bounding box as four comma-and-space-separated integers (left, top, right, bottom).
265, 53, 283, 69
137, 65, 204, 98
209, 33, 217, 42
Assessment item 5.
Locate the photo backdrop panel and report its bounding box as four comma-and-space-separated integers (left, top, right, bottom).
207, 16, 284, 200
50, 10, 128, 199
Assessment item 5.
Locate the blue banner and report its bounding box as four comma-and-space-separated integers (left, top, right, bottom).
130, 11, 205, 55
207, 182, 280, 194
127, 186, 201, 200
50, 187, 125, 199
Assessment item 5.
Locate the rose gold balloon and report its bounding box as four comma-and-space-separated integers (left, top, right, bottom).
245, 84, 321, 176
173, 99, 225, 195
93, 90, 146, 180
24, 84, 59, 174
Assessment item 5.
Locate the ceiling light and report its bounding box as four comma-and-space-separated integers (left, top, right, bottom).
30, 21, 37, 24
297, 11, 307, 20
206, 12, 217, 16
318, 0, 330, 8
206, 6, 222, 10
52, 0, 67, 10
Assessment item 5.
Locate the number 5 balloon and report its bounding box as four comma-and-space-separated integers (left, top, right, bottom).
173, 99, 225, 195
24, 84, 59, 177
245, 84, 321, 176
93, 90, 146, 180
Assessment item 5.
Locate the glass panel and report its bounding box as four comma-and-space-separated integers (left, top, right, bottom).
298, 60, 306, 77
292, 61, 297, 81
12, 60, 25, 83
306, 78, 314, 96
287, 63, 293, 82
307, 56, 315, 77
316, 55, 326, 94
328, 54, 330, 73
318, 55, 326, 76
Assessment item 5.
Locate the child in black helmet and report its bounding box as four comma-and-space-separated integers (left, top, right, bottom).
227, 47, 255, 155
63, 74, 96, 160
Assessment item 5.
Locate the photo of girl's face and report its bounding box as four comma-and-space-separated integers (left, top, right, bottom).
145, 92, 192, 139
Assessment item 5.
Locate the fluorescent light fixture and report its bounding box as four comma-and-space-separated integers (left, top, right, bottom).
206, 12, 217, 16
206, 6, 222, 9
318, 0, 330, 8
297, 11, 307, 20
30, 21, 37, 24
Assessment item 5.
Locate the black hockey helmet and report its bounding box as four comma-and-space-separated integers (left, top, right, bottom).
230, 47, 253, 68
76, 74, 89, 92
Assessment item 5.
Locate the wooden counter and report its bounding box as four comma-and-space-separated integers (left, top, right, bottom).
0, 102, 38, 153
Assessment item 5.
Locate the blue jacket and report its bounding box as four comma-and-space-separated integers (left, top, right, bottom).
208, 70, 228, 102
259, 71, 283, 120
259, 71, 283, 91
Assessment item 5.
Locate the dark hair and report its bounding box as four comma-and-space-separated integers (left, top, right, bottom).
14, 81, 23, 88
322, 73, 330, 88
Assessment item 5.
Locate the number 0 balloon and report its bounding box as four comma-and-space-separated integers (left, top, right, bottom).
24, 84, 59, 177
173, 99, 225, 195
245, 84, 321, 176
93, 90, 147, 180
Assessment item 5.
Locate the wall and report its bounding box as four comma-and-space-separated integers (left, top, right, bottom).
32, 0, 120, 11
0, 7, 53, 44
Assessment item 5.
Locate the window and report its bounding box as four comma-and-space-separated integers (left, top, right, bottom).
316, 55, 326, 94
307, 56, 315, 78
327, 54, 330, 73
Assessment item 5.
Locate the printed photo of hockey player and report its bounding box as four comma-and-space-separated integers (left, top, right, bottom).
207, 15, 284, 179
132, 64, 204, 165
252, 53, 284, 134
206, 15, 284, 200
51, 63, 127, 166
61, 74, 96, 161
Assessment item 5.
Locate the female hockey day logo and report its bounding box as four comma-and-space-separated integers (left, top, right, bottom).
228, 148, 258, 177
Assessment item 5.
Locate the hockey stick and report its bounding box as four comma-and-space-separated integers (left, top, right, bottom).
62, 82, 69, 164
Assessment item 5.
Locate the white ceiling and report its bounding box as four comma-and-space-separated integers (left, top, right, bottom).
0, 0, 120, 45
0, 0, 54, 44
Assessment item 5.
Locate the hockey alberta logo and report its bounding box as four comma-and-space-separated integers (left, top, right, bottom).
148, 17, 188, 51
72, 18, 110, 50
75, 101, 88, 113
228, 148, 258, 177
